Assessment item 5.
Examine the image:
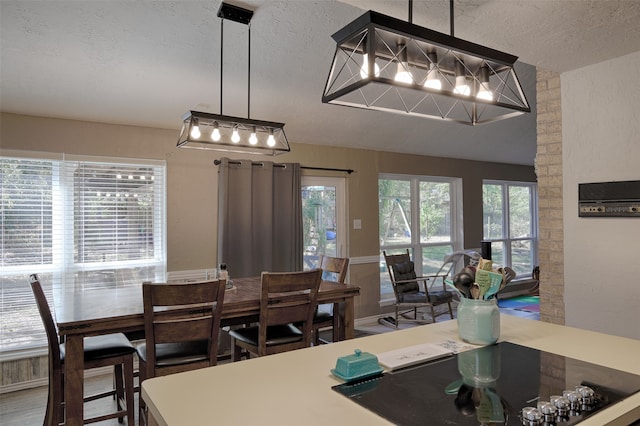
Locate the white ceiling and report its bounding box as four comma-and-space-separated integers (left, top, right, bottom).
2, 1, 640, 166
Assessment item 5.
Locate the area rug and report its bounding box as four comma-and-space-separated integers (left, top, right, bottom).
498, 295, 540, 313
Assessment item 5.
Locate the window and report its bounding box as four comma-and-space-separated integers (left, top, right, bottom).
1, 154, 166, 354
482, 180, 538, 278
379, 175, 462, 298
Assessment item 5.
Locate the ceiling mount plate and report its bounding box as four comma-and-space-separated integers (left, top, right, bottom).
217, 2, 253, 25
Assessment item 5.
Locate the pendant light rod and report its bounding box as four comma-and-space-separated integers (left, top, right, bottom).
450, 0, 455, 37
247, 23, 251, 119
408, 0, 413, 23
220, 18, 224, 115
216, 2, 254, 117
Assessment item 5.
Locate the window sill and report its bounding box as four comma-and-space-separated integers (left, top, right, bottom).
0, 346, 48, 363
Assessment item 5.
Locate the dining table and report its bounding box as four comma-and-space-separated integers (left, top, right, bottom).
52, 275, 360, 426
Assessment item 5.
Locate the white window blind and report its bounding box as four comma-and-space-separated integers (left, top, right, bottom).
1, 155, 166, 354
1, 158, 55, 353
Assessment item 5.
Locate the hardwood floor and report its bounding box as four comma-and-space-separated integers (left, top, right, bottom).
0, 374, 140, 426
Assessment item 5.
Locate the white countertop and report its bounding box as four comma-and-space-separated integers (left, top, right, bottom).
142, 315, 640, 425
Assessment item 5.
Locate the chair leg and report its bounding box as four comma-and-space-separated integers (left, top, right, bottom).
448, 301, 454, 319
395, 307, 399, 329
45, 373, 61, 426
54, 369, 64, 426
332, 307, 340, 342
138, 360, 147, 426
124, 355, 135, 426
231, 338, 242, 362
114, 364, 124, 423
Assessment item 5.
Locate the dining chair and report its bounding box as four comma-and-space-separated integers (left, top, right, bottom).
229, 269, 322, 361
383, 250, 454, 328
29, 274, 136, 426
136, 279, 226, 424
312, 255, 349, 344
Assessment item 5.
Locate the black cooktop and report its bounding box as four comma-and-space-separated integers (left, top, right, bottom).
332, 342, 640, 425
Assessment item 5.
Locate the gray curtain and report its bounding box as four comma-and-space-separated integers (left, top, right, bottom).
217, 157, 302, 278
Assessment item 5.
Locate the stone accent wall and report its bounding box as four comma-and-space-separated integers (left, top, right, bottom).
535, 69, 565, 325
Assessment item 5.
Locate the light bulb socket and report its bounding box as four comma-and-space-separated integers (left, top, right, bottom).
455, 60, 466, 77
427, 52, 437, 69
396, 42, 408, 63
479, 65, 490, 84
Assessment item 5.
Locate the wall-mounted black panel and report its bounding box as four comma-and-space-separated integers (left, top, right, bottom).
578, 180, 640, 217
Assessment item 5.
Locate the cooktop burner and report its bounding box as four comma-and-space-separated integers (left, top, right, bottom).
332, 342, 640, 425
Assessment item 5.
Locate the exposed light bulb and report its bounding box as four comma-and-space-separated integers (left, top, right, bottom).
476, 65, 493, 101
454, 76, 470, 96
394, 43, 413, 84
476, 87, 493, 101
211, 122, 221, 141
423, 53, 441, 90
267, 129, 276, 147
454, 61, 470, 96
424, 73, 442, 90
190, 123, 201, 139
249, 127, 258, 145
360, 54, 380, 79
395, 65, 413, 84
231, 127, 240, 143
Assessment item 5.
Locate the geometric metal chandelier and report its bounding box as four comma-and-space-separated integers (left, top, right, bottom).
322, 1, 530, 125
177, 2, 290, 155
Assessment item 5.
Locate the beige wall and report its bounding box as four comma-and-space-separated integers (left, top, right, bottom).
1, 112, 535, 320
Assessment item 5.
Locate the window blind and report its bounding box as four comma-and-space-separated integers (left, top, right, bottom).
1, 158, 55, 353
1, 155, 166, 353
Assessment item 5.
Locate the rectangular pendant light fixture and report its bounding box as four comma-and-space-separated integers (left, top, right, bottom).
177, 2, 290, 155
322, 10, 531, 125
177, 111, 289, 155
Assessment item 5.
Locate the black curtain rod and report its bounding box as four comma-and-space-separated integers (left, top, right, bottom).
213, 159, 354, 174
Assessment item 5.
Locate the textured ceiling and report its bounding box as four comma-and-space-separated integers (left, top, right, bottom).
2, 1, 639, 165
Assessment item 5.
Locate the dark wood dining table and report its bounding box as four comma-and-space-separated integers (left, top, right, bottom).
53, 276, 360, 426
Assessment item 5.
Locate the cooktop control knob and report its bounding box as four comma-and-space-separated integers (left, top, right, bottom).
563, 390, 583, 414
575, 385, 596, 409
550, 395, 571, 421
536, 401, 557, 423
521, 407, 542, 425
